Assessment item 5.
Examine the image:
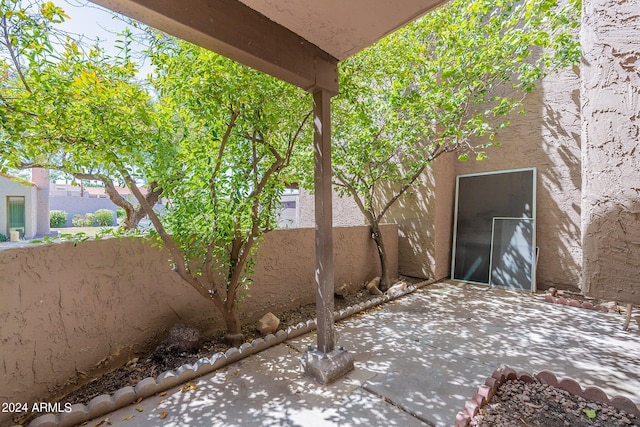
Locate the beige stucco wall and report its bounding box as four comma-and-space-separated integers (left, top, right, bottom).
392, 65, 582, 290
0, 175, 38, 239
580, 0, 640, 304
384, 153, 456, 280
0, 225, 397, 420
454, 67, 583, 291
298, 187, 364, 228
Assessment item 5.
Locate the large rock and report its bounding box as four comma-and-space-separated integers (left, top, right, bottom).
366, 277, 383, 295
335, 282, 361, 298
257, 312, 280, 335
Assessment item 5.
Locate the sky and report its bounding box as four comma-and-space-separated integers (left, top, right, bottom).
53, 0, 154, 75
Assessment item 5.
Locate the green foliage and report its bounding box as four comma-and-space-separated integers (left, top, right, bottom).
116, 208, 125, 219
1, 0, 157, 229
146, 39, 312, 321
49, 210, 67, 227
294, 0, 581, 287
0, 233, 7, 242
72, 213, 96, 227
94, 209, 115, 226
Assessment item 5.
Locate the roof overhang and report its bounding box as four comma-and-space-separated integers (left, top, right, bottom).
89, 0, 448, 94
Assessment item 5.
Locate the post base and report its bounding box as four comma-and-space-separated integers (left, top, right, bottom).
301, 347, 355, 384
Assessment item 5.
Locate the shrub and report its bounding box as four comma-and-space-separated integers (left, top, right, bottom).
50, 210, 68, 228
94, 209, 115, 226
0, 233, 7, 242
116, 208, 125, 219
72, 213, 96, 227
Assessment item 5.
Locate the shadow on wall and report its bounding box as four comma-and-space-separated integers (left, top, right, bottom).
454, 67, 582, 291
0, 225, 397, 427
583, 201, 640, 305
535, 81, 583, 290
380, 66, 582, 290
377, 154, 456, 282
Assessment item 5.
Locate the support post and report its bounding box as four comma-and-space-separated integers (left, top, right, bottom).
301, 89, 354, 384
313, 89, 335, 354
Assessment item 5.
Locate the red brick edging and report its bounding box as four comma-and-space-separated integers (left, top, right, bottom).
455, 366, 640, 427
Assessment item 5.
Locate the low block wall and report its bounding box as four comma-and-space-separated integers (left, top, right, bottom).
0, 225, 397, 425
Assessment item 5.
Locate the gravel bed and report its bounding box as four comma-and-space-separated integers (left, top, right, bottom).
470, 378, 639, 427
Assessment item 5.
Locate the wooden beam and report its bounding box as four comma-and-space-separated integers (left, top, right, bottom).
313, 89, 334, 354
90, 0, 338, 94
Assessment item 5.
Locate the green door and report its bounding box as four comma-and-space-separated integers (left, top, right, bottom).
8, 196, 25, 238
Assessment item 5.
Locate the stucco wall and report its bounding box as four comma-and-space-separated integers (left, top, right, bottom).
384, 153, 456, 280
298, 188, 364, 228
392, 65, 583, 290
580, 0, 640, 304
455, 67, 583, 291
0, 225, 396, 420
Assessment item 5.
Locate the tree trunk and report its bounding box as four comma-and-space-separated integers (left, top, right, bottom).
370, 221, 392, 291
222, 305, 244, 347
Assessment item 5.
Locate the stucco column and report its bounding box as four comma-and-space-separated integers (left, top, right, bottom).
31, 168, 51, 237
581, 0, 640, 304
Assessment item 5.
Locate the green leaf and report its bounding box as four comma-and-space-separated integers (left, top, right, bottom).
582, 409, 597, 419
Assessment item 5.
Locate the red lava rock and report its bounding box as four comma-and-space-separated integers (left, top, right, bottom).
557, 297, 568, 305
545, 294, 557, 303
568, 299, 581, 307
582, 301, 595, 309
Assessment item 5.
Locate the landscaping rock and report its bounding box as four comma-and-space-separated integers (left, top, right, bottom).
366, 277, 383, 295
257, 312, 280, 335
152, 325, 200, 361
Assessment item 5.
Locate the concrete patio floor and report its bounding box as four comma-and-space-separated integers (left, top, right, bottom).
84, 281, 640, 427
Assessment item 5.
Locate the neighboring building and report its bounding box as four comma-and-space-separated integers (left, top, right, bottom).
0, 169, 51, 240
0, 173, 41, 240
50, 182, 363, 230
49, 182, 143, 227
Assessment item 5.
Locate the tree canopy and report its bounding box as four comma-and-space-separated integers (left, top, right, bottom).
294, 0, 582, 288
1, 0, 163, 227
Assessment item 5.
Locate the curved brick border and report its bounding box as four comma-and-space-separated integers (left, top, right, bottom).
543, 288, 618, 312
16, 279, 433, 427
455, 366, 640, 427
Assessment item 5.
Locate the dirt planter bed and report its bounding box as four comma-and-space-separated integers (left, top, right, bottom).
456, 366, 640, 427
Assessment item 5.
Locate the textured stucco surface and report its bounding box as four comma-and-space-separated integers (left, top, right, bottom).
455, 67, 583, 291
298, 187, 364, 228
385, 153, 456, 281
394, 66, 583, 289
0, 225, 396, 420
581, 0, 640, 304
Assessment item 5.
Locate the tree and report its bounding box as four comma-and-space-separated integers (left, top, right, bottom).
0, 0, 161, 229
1, 1, 312, 343
136, 39, 312, 345
304, 0, 581, 290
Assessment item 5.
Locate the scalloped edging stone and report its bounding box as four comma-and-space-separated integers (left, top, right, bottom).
23, 278, 434, 427
455, 366, 640, 427
543, 288, 621, 313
